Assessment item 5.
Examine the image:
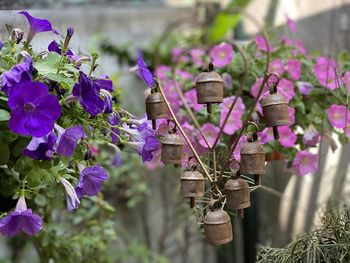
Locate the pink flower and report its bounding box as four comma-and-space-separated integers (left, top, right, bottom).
171, 47, 189, 63
219, 96, 245, 135
209, 43, 233, 68
269, 59, 285, 76
281, 36, 306, 55
342, 72, 350, 92
251, 77, 269, 97
176, 69, 193, 80
258, 128, 274, 144
278, 126, 297, 147
255, 35, 273, 52
145, 148, 163, 170
232, 135, 247, 161
292, 150, 318, 176
197, 123, 219, 148
313, 57, 338, 90
302, 127, 320, 147
278, 78, 295, 101
287, 59, 301, 80
289, 107, 295, 124
183, 89, 203, 111
345, 116, 350, 138
286, 15, 297, 33
162, 80, 181, 113
189, 48, 206, 67
156, 65, 171, 80
297, 81, 313, 95
327, 104, 348, 128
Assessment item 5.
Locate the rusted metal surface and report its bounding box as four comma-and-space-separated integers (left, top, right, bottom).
145, 91, 168, 120
180, 170, 205, 198
203, 209, 233, 245
160, 131, 184, 165
195, 63, 224, 105
225, 175, 250, 212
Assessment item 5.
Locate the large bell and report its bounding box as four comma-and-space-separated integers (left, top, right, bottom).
195, 63, 224, 113
145, 90, 168, 130
240, 127, 265, 186
260, 78, 289, 139
180, 169, 204, 208
224, 170, 250, 218
160, 123, 184, 166
204, 208, 233, 245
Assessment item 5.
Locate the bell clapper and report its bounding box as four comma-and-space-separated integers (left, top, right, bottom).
254, 174, 261, 186
152, 120, 157, 130
206, 102, 212, 114
273, 126, 279, 140
190, 197, 195, 208
238, 209, 244, 219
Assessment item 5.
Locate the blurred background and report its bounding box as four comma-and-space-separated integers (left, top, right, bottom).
1, 0, 350, 262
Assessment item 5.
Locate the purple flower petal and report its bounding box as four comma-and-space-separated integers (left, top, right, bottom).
60, 178, 80, 212
19, 11, 59, 43
1, 58, 32, 96
95, 76, 114, 92
73, 72, 104, 116
0, 196, 42, 237
57, 125, 85, 158
8, 81, 61, 137
0, 41, 3, 50
23, 131, 57, 160
75, 165, 108, 198
137, 53, 155, 87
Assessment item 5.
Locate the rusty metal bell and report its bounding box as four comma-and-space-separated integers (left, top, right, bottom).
260, 76, 289, 139
204, 207, 233, 245
224, 170, 250, 218
145, 89, 168, 130
180, 170, 205, 198
240, 123, 265, 186
195, 63, 224, 113
160, 121, 184, 166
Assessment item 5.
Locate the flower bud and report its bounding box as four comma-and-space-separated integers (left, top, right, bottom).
11, 28, 24, 44
63, 26, 74, 51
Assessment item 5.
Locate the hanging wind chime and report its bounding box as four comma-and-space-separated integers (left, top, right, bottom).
143, 37, 289, 246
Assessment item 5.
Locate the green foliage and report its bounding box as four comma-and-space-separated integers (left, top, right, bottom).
257, 208, 350, 262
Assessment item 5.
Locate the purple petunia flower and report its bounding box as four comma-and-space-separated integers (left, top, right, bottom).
108, 112, 120, 143
112, 153, 122, 167
75, 165, 108, 198
8, 81, 61, 137
0, 41, 3, 50
137, 53, 155, 87
255, 35, 274, 52
55, 124, 85, 158
269, 59, 285, 76
100, 89, 113, 114
209, 43, 233, 68
120, 118, 159, 162
95, 75, 114, 92
183, 89, 203, 111
189, 48, 206, 67
0, 195, 42, 237
59, 177, 80, 212
48, 40, 74, 57
73, 71, 104, 116
292, 150, 318, 176
222, 73, 233, 90
1, 57, 32, 96
19, 11, 59, 43
23, 131, 57, 160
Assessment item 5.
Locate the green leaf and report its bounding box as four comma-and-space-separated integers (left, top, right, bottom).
27, 168, 51, 188
0, 109, 10, 121
0, 140, 10, 165
15, 156, 34, 174
34, 194, 47, 206
208, 13, 241, 43
46, 73, 75, 87
35, 52, 61, 75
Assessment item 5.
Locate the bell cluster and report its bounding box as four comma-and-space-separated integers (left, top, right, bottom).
144, 65, 289, 246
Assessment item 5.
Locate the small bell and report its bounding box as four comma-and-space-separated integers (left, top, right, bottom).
240, 123, 266, 185
203, 196, 233, 245
145, 89, 168, 130
180, 168, 205, 208
260, 75, 289, 140
195, 63, 224, 114
160, 121, 184, 166
224, 170, 250, 218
